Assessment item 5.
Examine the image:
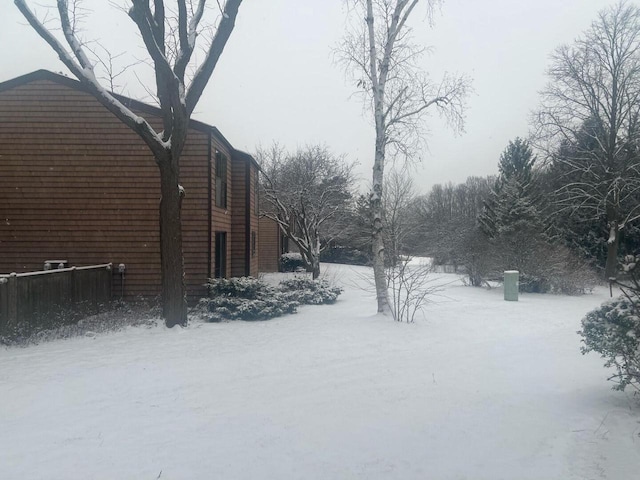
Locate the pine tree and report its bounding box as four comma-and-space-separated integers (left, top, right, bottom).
479, 138, 541, 238
477, 138, 555, 290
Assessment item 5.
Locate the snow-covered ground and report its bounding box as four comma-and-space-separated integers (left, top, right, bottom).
1, 264, 639, 479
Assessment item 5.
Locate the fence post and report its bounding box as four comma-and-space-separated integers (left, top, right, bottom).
8, 273, 18, 326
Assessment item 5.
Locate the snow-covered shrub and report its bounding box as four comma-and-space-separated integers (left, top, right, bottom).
544, 253, 599, 295
207, 276, 266, 299
279, 277, 343, 305
280, 253, 305, 272
465, 233, 598, 294
207, 295, 298, 322
579, 295, 640, 392
578, 253, 640, 391
510, 241, 598, 295
205, 275, 343, 322
206, 277, 298, 322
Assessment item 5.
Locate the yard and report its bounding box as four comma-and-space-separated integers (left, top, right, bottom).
0, 263, 638, 479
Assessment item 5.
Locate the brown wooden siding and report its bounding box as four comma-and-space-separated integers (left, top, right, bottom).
181, 131, 210, 300
258, 217, 281, 273
248, 165, 259, 277
210, 138, 232, 279
230, 156, 247, 277
229, 155, 260, 278
0, 79, 211, 300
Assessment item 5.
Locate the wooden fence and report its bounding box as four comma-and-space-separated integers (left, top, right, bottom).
0, 263, 113, 337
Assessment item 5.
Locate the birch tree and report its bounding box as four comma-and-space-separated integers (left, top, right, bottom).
534, 1, 640, 279
338, 0, 470, 314
15, 0, 243, 326
258, 144, 356, 279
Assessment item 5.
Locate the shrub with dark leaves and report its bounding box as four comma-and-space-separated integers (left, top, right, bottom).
579, 295, 640, 392
280, 253, 305, 272
206, 277, 298, 322
207, 276, 268, 299
204, 275, 343, 322
578, 254, 640, 392
279, 277, 343, 305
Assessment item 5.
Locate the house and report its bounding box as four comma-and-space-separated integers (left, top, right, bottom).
258, 217, 289, 273
0, 70, 259, 300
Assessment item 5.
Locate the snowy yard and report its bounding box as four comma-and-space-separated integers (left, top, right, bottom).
1, 263, 639, 479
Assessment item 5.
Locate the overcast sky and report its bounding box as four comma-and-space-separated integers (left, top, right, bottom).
2, 0, 624, 193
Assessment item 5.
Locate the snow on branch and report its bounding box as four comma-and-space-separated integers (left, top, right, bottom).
14, 0, 165, 153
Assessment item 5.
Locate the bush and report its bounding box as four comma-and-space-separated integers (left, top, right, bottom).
206, 277, 298, 322
279, 277, 343, 305
579, 295, 640, 392
456, 230, 598, 294
280, 253, 305, 272
207, 276, 267, 299
206, 295, 298, 322
204, 275, 343, 322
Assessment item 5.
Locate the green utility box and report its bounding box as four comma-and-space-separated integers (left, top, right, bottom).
504, 270, 519, 301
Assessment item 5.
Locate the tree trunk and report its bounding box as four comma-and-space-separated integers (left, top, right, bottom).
303, 252, 321, 280
159, 160, 187, 327
371, 136, 391, 315
310, 257, 320, 280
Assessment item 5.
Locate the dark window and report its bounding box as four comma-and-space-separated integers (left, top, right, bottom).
215, 232, 227, 278
215, 150, 227, 209
251, 231, 257, 257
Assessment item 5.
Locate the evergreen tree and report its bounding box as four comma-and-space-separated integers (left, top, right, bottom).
477, 138, 557, 291
479, 138, 541, 238
498, 137, 536, 186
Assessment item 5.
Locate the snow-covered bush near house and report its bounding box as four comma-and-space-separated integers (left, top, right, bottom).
206, 277, 298, 321
279, 277, 343, 305
204, 275, 343, 321
280, 252, 305, 272
207, 276, 270, 299
1, 263, 639, 479
580, 295, 640, 392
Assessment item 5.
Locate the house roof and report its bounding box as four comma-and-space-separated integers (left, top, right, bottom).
0, 69, 260, 170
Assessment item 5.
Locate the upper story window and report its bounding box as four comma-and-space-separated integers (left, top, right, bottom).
215, 150, 227, 209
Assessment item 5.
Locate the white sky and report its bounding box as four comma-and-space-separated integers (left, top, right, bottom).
1, 0, 623, 193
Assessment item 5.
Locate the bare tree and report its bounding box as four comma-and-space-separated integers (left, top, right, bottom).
337, 0, 470, 315
15, 0, 243, 326
258, 144, 356, 279
387, 257, 440, 322
382, 167, 418, 264
533, 0, 640, 279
